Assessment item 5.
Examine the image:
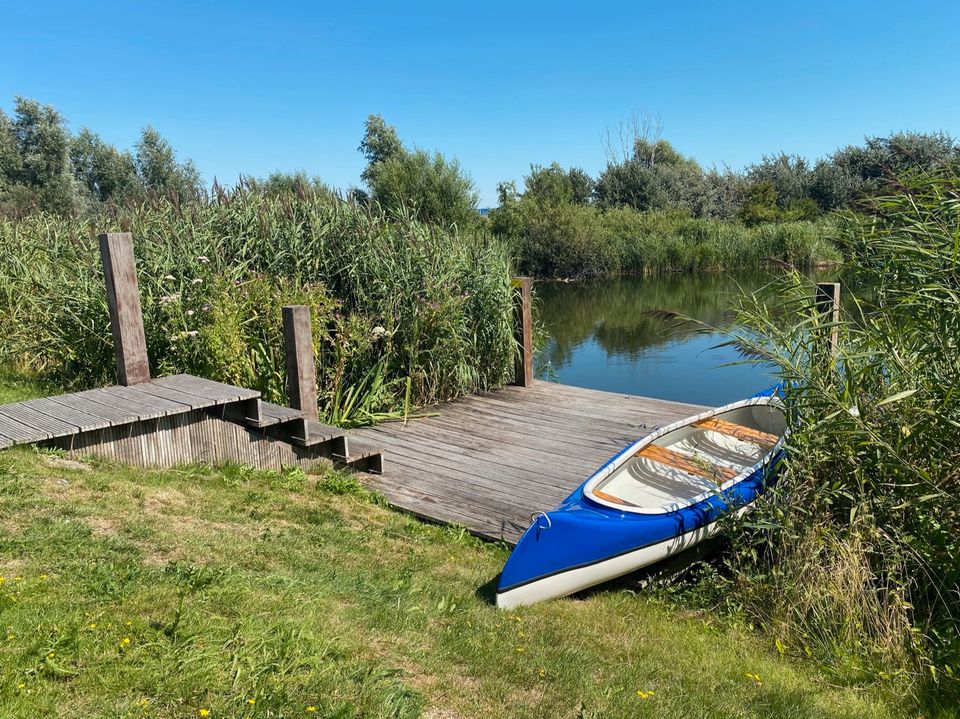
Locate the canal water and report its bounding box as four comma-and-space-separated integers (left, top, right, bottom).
534, 272, 782, 407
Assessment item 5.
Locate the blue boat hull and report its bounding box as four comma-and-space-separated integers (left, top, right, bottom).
495, 388, 784, 608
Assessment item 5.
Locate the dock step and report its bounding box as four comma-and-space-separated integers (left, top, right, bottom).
334, 438, 384, 475
245, 401, 305, 429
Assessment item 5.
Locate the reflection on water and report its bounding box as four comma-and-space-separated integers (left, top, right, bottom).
535, 273, 780, 407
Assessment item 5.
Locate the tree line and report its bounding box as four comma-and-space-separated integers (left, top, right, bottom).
3, 95, 958, 232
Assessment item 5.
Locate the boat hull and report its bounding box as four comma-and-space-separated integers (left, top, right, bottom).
495, 390, 784, 609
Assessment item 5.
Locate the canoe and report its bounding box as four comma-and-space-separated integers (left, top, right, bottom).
495, 388, 787, 609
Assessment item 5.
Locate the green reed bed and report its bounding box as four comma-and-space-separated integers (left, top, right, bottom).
490, 200, 841, 279
724, 169, 960, 709
0, 189, 515, 424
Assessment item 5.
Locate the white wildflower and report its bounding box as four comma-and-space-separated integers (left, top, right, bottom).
196, 256, 210, 264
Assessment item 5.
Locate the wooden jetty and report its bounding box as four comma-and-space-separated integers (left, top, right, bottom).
0, 232, 841, 548
352, 382, 704, 544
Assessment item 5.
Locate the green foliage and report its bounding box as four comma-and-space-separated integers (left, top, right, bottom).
523, 163, 594, 205
492, 186, 839, 278
70, 129, 140, 206
134, 127, 201, 203
728, 168, 960, 701
0, 96, 201, 217
359, 114, 479, 228
0, 188, 515, 419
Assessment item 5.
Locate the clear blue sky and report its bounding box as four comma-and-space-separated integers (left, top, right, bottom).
2, 1, 957, 206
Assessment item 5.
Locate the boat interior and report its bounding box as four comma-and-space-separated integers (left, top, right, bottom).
589, 403, 787, 513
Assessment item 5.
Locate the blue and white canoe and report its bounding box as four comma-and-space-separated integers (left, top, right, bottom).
495, 389, 787, 609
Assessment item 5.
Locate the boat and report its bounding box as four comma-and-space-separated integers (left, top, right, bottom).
495, 388, 787, 609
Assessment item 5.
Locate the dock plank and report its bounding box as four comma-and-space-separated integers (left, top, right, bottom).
353, 380, 707, 543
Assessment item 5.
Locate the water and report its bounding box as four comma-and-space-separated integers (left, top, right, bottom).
534, 272, 780, 407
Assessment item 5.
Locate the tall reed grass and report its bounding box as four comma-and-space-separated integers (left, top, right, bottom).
0, 186, 515, 423
491, 201, 841, 278
726, 169, 960, 705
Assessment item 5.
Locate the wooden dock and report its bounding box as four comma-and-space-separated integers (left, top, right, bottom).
352, 381, 705, 544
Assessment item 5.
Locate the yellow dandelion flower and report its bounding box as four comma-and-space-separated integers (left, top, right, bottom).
247, 698, 256, 705
40, 574, 48, 580
120, 637, 132, 647
88, 623, 97, 630
199, 710, 210, 717
306, 708, 317, 714
6, 634, 13, 641
515, 646, 525, 653
17, 682, 26, 689
47, 651, 55, 658
538, 668, 546, 678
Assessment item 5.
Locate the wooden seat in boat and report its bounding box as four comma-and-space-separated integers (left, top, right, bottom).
635, 444, 739, 482
692, 417, 778, 450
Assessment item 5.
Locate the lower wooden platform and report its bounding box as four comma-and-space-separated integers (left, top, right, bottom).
351, 381, 705, 544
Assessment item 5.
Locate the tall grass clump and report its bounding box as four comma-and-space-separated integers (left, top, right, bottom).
491, 198, 840, 278
726, 169, 960, 704
0, 185, 515, 423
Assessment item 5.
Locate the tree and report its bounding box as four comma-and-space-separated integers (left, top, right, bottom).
70, 128, 139, 204
5, 97, 78, 213
358, 114, 403, 186
745, 153, 812, 208
135, 126, 201, 202
523, 163, 594, 206
359, 114, 478, 227
371, 148, 479, 227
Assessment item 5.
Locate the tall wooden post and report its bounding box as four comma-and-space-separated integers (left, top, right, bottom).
282, 305, 318, 421
99, 232, 150, 386
815, 282, 841, 359
511, 277, 534, 387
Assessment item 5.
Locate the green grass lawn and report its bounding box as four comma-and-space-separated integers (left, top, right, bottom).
0, 372, 908, 718
0, 452, 908, 719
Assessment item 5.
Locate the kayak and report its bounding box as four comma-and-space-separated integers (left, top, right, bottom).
495, 388, 787, 609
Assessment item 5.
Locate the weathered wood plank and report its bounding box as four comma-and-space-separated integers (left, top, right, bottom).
20, 397, 113, 432
151, 374, 260, 403
0, 404, 79, 439
100, 232, 151, 386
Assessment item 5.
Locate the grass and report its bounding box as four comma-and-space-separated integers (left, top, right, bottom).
0, 373, 906, 719
0, 447, 906, 719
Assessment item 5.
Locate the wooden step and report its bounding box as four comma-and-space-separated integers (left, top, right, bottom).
635, 444, 739, 483
245, 401, 305, 429
293, 419, 348, 456
692, 417, 778, 449
334, 438, 384, 475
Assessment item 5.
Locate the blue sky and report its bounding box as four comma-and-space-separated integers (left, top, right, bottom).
2, 1, 957, 206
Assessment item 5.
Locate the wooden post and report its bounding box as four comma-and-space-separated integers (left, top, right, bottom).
511, 277, 534, 387
815, 282, 841, 358
282, 305, 318, 421
99, 232, 150, 386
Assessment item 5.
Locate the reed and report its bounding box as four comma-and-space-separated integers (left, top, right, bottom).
725, 169, 960, 705
0, 185, 516, 420
491, 201, 841, 279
